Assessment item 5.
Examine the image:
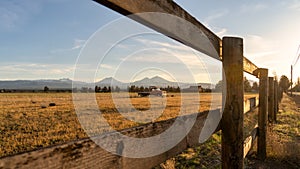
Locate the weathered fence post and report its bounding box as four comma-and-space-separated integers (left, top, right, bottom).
221, 37, 244, 169
268, 77, 274, 123
278, 86, 283, 101
257, 68, 268, 160
274, 80, 278, 122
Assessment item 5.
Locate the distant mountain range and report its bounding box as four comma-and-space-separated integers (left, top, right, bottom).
0, 76, 215, 90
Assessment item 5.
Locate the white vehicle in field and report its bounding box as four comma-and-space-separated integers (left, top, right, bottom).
138, 88, 167, 97
150, 88, 167, 97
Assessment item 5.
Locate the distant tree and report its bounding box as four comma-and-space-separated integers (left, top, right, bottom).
173, 87, 175, 92
108, 86, 111, 93
252, 82, 259, 92
129, 85, 136, 92
167, 86, 171, 92
244, 77, 252, 92
169, 86, 176, 92
279, 75, 290, 92
214, 80, 223, 92
44, 86, 49, 92
140, 86, 145, 92
102, 86, 108, 92
95, 86, 101, 93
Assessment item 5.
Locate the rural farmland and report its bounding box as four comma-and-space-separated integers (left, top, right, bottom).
0, 92, 258, 157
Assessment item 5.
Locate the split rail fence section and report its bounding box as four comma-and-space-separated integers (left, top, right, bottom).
0, 0, 283, 169
94, 1, 282, 168
96, 1, 283, 168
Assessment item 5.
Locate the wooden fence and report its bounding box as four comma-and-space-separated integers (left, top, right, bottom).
0, 0, 283, 168
93, 0, 282, 168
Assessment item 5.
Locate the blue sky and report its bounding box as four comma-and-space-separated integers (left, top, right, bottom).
1, 0, 300, 84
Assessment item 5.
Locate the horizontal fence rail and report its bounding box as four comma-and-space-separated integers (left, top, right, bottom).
243, 57, 259, 75
243, 97, 259, 158
244, 97, 259, 114
94, 0, 259, 76
243, 125, 258, 158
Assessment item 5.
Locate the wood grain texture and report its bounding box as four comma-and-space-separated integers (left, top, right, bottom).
244, 125, 258, 158
221, 37, 244, 169
268, 77, 275, 123
274, 80, 279, 122
257, 68, 268, 160
243, 57, 259, 75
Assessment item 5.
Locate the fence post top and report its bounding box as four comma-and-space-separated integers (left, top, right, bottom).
253, 68, 268, 78
222, 36, 243, 42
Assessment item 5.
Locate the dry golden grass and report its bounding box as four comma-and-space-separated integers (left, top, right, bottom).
0, 93, 85, 157
0, 92, 257, 158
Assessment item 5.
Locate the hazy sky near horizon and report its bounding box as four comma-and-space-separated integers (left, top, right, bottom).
1, 0, 300, 84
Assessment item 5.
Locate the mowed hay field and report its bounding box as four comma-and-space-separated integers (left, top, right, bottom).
0, 92, 257, 158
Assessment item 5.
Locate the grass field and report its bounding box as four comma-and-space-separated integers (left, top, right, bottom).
0, 92, 257, 158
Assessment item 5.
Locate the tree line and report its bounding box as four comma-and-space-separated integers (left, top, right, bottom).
214, 77, 258, 92
95, 86, 121, 93
214, 75, 294, 93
